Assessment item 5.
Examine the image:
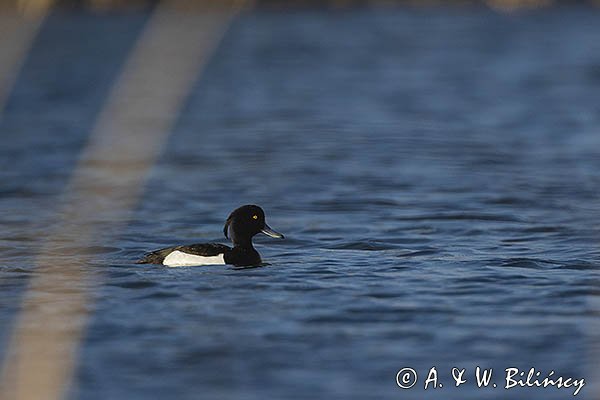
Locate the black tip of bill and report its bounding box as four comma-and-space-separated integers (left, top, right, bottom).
261, 224, 284, 239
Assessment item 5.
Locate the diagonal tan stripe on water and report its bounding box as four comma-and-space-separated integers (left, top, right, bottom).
0, 1, 246, 399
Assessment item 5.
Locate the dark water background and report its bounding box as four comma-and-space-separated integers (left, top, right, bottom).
1, 6, 600, 400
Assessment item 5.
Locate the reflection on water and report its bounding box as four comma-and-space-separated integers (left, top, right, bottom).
1, 7, 600, 400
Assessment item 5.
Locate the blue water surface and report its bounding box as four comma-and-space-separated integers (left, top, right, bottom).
1, 6, 600, 400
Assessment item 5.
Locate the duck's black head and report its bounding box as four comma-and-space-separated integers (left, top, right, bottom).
223, 205, 284, 246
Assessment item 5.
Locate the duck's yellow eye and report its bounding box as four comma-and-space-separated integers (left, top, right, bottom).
252, 215, 258, 220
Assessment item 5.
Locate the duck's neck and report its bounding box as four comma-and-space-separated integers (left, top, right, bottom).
227, 240, 261, 266
232, 238, 254, 249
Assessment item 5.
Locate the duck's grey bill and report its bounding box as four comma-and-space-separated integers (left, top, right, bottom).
261, 224, 284, 239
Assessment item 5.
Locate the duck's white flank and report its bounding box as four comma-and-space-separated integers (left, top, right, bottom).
163, 250, 225, 267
